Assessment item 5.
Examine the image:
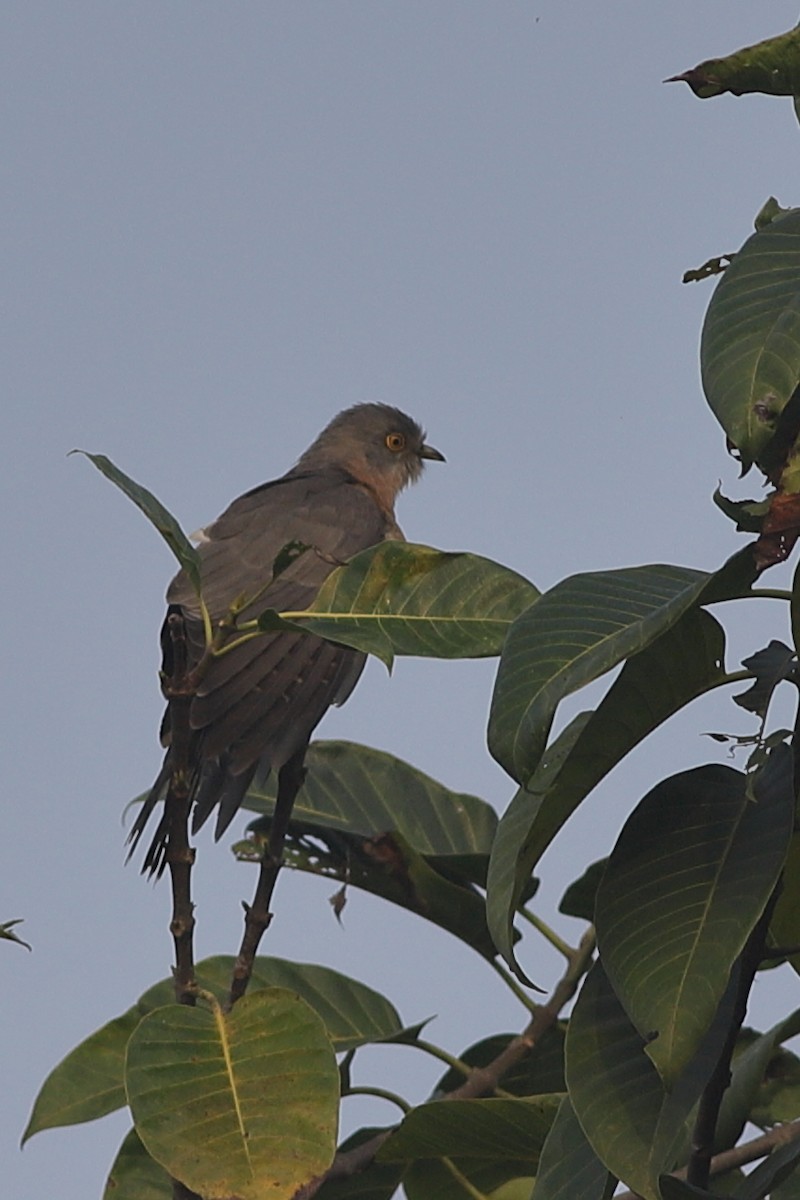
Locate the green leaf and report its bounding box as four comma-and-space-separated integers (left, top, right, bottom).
102, 1129, 171, 1200
258, 541, 539, 668
717, 1011, 800, 1152
488, 564, 712, 785
125, 988, 339, 1200
0, 918, 30, 949
668, 26, 800, 98
566, 963, 737, 1200
559, 860, 608, 923
380, 1096, 560, 1162
381, 1097, 561, 1199
72, 451, 201, 595
712, 487, 770, 533
700, 208, 800, 471
242, 739, 497, 876
24, 955, 401, 1140
595, 754, 794, 1087
487, 608, 727, 976
532, 1095, 617, 1200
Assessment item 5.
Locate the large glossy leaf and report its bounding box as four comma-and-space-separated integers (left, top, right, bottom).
486, 608, 727, 975
73, 450, 201, 595
126, 989, 339, 1200
102, 1129, 171, 1200
700, 208, 800, 470
595, 753, 794, 1087
532, 1096, 617, 1200
669, 26, 800, 98
258, 541, 539, 667
566, 963, 737, 1200
242, 739, 497, 875
24, 955, 401, 1139
489, 564, 712, 786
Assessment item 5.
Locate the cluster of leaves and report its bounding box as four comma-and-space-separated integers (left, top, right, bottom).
26, 17, 800, 1200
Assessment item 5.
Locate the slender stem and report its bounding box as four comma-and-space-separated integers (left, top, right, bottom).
748, 588, 792, 600
228, 747, 307, 1007
162, 613, 196, 1007
517, 907, 575, 959
345, 1087, 411, 1114
489, 958, 540, 1013
441, 1157, 491, 1199
412, 1039, 475, 1079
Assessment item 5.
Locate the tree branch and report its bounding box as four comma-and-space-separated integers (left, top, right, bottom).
228, 747, 307, 1007
616, 1118, 800, 1200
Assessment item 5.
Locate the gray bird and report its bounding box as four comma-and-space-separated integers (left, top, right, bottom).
130, 403, 444, 872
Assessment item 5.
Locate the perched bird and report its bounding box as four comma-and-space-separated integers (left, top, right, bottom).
130, 403, 444, 872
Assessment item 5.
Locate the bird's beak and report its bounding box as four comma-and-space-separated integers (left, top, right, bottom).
420, 442, 446, 463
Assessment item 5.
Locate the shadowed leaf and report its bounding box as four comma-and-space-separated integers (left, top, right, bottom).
102, 1129, 171, 1199
380, 1096, 560, 1199
733, 641, 795, 716
595, 753, 794, 1087
315, 1127, 403, 1199
126, 989, 338, 1200
559, 859, 608, 923
532, 1096, 617, 1200
0, 919, 30, 949
566, 964, 738, 1200
700, 209, 800, 473
72, 451, 201, 595
258, 541, 539, 668
487, 608, 727, 977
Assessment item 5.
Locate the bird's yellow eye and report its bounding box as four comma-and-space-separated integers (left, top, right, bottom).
385, 432, 407, 452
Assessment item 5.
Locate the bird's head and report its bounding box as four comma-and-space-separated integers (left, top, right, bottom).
296, 403, 444, 504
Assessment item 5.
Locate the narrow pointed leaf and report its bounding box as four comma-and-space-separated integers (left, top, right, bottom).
103, 1129, 171, 1199
700, 208, 800, 470
125, 989, 339, 1200
73, 451, 201, 595
487, 609, 727, 974
532, 1096, 617, 1200
595, 754, 793, 1086
259, 541, 539, 667
668, 26, 800, 98
0, 918, 29, 949
566, 964, 737, 1200
25, 955, 399, 1140
489, 564, 711, 785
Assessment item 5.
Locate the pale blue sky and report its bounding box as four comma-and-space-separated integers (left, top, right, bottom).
5, 5, 800, 1196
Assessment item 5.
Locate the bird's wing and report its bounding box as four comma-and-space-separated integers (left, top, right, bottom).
159, 468, 389, 838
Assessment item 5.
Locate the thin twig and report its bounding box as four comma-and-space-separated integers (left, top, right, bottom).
291, 928, 596, 1198
228, 747, 307, 1007
162, 613, 197, 1007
